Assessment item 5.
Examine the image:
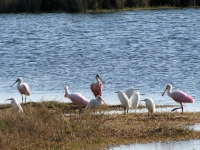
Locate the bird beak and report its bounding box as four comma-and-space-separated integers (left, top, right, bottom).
162, 88, 167, 96
6, 99, 12, 101
98, 76, 105, 84
11, 80, 18, 87
140, 93, 145, 95
100, 97, 106, 104
141, 100, 146, 101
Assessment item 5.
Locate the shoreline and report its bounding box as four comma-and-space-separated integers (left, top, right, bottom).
0, 100, 200, 149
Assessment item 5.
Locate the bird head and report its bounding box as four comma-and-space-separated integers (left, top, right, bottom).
6, 98, 16, 102
162, 83, 172, 96
96, 74, 105, 84
96, 95, 106, 104
11, 77, 23, 87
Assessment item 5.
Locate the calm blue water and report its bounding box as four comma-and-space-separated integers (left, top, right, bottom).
0, 8, 200, 112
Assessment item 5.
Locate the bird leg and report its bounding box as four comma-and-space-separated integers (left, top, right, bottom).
21, 94, 23, 104
181, 103, 183, 113
25, 96, 27, 104
124, 107, 126, 114
171, 106, 183, 112
79, 106, 81, 116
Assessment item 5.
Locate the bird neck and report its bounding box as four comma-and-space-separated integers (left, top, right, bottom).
65, 87, 70, 96
17, 81, 22, 87
96, 77, 100, 84
167, 86, 172, 97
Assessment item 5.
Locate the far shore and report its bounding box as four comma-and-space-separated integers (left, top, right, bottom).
0, 0, 200, 13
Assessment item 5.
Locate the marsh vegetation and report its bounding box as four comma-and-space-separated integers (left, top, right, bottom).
0, 101, 199, 149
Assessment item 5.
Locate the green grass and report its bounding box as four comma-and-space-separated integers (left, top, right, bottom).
0, 101, 199, 149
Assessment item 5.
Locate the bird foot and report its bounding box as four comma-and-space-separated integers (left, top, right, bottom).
171, 107, 183, 112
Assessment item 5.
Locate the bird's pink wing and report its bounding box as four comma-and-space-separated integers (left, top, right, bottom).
91, 84, 102, 97
69, 94, 89, 106
171, 91, 194, 103
19, 83, 30, 96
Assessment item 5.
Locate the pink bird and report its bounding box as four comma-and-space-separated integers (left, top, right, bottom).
162, 83, 194, 113
91, 74, 105, 97
11, 77, 31, 104
64, 86, 89, 114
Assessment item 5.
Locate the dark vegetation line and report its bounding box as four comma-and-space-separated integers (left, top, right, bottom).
0, 0, 200, 13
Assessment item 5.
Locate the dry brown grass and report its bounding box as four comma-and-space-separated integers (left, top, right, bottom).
0, 101, 199, 149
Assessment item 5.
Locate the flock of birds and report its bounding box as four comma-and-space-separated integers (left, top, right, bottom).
6, 74, 194, 116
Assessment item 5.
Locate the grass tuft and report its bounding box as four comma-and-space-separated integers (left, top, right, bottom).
0, 101, 199, 149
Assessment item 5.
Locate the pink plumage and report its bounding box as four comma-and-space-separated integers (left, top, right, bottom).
64, 93, 89, 106
18, 83, 30, 96
171, 91, 194, 104
91, 74, 105, 97
91, 84, 103, 97
64, 86, 89, 114
162, 84, 194, 113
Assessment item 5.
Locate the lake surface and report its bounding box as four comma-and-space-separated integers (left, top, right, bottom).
0, 8, 200, 113
110, 123, 200, 150
110, 139, 200, 150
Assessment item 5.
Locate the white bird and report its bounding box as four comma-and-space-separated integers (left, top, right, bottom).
125, 87, 138, 99
131, 92, 142, 112
6, 98, 24, 113
142, 98, 156, 117
116, 90, 131, 114
11, 77, 31, 104
86, 95, 105, 113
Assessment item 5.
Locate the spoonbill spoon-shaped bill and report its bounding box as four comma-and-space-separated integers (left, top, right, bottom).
64, 86, 89, 114
91, 74, 105, 97
125, 87, 138, 99
11, 77, 30, 104
131, 92, 143, 110
162, 84, 194, 113
142, 98, 156, 117
86, 95, 105, 113
6, 98, 24, 113
116, 90, 131, 114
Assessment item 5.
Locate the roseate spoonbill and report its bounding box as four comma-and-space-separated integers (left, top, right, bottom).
64, 86, 89, 114
86, 95, 105, 113
6, 98, 23, 113
11, 77, 30, 104
131, 92, 144, 112
141, 98, 156, 117
125, 87, 138, 99
116, 90, 131, 114
162, 83, 194, 113
91, 74, 105, 97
